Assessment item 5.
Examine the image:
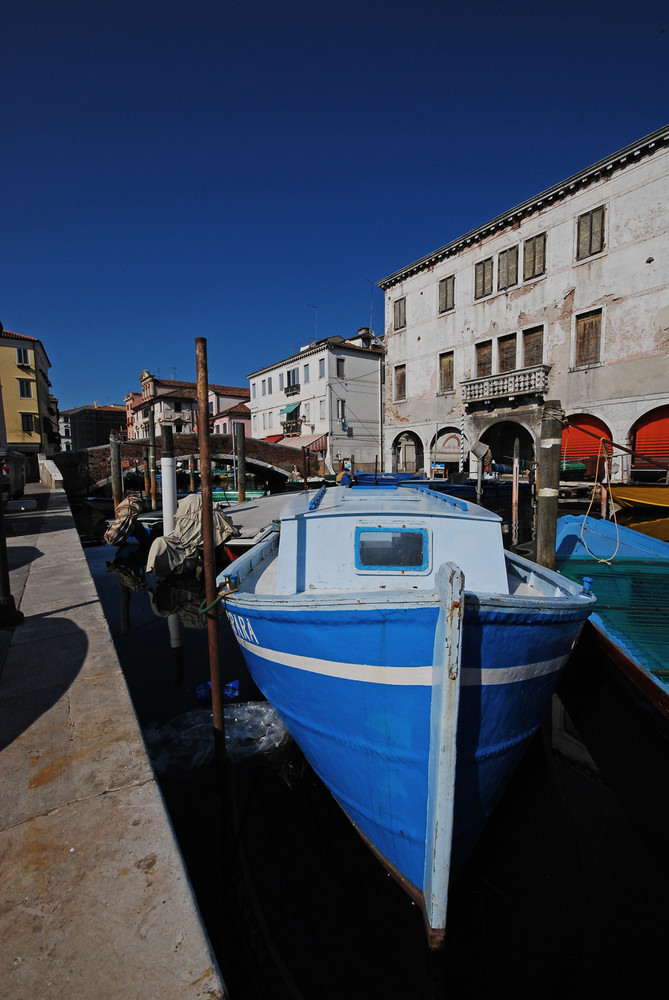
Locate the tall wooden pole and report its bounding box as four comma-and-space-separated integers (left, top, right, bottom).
110, 429, 123, 511
536, 400, 563, 570
236, 422, 246, 503
196, 338, 226, 762
148, 408, 157, 511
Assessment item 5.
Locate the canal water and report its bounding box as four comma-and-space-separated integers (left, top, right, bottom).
80, 495, 669, 999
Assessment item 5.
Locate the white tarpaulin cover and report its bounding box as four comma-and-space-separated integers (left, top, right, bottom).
146, 493, 236, 578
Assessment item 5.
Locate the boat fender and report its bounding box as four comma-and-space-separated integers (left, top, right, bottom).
581, 576, 593, 595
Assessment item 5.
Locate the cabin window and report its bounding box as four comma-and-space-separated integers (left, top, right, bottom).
355, 527, 430, 573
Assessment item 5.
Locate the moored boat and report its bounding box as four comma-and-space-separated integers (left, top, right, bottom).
555, 514, 669, 729
609, 483, 669, 511
216, 481, 594, 947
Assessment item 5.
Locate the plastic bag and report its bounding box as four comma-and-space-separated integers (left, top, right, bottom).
144, 702, 290, 778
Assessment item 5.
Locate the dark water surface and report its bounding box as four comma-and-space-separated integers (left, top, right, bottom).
83, 499, 669, 999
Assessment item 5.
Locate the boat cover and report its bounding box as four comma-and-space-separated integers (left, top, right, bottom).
146, 493, 236, 577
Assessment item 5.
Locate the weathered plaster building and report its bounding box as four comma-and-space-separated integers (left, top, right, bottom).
248, 329, 385, 472
126, 371, 249, 441
0, 328, 59, 477
378, 125, 669, 480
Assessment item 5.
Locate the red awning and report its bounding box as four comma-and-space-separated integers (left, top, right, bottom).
301, 433, 328, 452
264, 434, 284, 443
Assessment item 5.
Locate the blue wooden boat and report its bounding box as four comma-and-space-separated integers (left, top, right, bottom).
555, 515, 669, 727
217, 482, 594, 947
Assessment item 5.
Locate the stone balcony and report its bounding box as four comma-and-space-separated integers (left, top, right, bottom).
284, 383, 300, 397
462, 364, 551, 409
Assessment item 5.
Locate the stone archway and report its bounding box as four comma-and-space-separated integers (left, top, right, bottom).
392, 431, 424, 474
429, 427, 463, 478
478, 420, 535, 472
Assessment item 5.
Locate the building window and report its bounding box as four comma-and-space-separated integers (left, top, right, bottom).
577, 206, 605, 260
523, 326, 544, 367
524, 234, 546, 280
320, 399, 326, 420
262, 412, 267, 429
252, 415, 258, 433
498, 334, 517, 373
336, 357, 346, 378
267, 377, 272, 394
394, 297, 406, 330
438, 276, 455, 314
439, 352, 454, 393
269, 412, 273, 428
16, 348, 30, 366
287, 366, 299, 387
279, 373, 284, 391
476, 341, 492, 378
319, 358, 325, 378
475, 258, 493, 299
21, 413, 34, 433
498, 247, 518, 291
304, 364, 310, 383
574, 310, 602, 367
18, 379, 33, 398
394, 364, 406, 401
261, 379, 266, 395
304, 402, 311, 421
252, 383, 257, 399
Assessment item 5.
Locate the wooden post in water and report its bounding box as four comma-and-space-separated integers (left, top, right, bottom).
189, 455, 196, 493
196, 337, 226, 762
110, 429, 123, 512
302, 447, 309, 489
148, 408, 157, 511
236, 422, 246, 503
536, 400, 563, 570
143, 446, 150, 496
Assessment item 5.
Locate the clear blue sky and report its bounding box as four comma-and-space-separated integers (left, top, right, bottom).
3, 0, 668, 410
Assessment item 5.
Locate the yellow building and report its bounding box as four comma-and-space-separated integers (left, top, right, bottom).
0, 327, 58, 478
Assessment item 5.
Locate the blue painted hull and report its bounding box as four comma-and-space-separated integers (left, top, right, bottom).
225, 593, 586, 893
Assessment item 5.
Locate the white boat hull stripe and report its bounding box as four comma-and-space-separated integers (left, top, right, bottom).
235, 636, 569, 687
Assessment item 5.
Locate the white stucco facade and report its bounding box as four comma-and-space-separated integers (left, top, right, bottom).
248, 330, 385, 471
379, 125, 669, 481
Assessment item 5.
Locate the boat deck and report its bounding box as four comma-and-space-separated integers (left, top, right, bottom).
557, 557, 669, 684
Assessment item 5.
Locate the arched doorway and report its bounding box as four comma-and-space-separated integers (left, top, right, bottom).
392, 432, 424, 474
429, 427, 463, 478
479, 421, 535, 472
562, 414, 613, 477
629, 405, 669, 480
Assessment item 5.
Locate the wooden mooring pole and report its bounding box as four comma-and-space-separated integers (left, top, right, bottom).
110, 429, 123, 512
236, 422, 246, 503
148, 409, 157, 511
196, 337, 226, 763
536, 400, 563, 570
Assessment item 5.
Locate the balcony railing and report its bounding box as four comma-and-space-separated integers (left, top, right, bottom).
462, 364, 551, 405
281, 419, 302, 436
284, 383, 300, 397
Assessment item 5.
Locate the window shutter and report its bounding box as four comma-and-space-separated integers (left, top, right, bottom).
475, 263, 483, 299
523, 327, 543, 367
439, 352, 453, 392
498, 253, 507, 290
535, 234, 545, 274
498, 334, 516, 373
576, 312, 601, 366
508, 246, 518, 285
577, 214, 591, 260
476, 342, 492, 377
591, 207, 604, 254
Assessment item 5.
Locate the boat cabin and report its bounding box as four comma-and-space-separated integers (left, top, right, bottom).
272, 485, 509, 595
